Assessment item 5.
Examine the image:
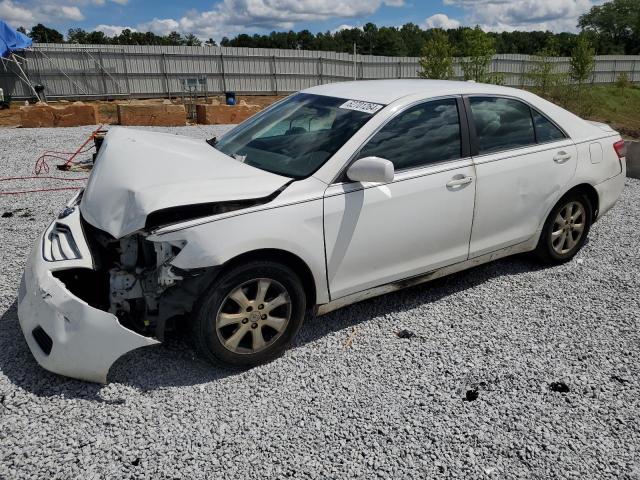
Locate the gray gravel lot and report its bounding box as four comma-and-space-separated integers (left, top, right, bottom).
1, 125, 639, 479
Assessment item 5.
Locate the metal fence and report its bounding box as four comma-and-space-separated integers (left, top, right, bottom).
1, 43, 639, 100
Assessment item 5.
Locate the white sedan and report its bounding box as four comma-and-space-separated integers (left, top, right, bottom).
18, 80, 626, 382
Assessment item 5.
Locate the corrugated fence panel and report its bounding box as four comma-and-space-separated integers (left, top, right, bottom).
0, 44, 638, 99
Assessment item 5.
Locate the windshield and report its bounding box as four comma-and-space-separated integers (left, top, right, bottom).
214, 93, 383, 179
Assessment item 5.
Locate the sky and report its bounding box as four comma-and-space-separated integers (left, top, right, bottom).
0, 0, 601, 41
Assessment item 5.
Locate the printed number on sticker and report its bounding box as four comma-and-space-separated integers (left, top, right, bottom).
339, 100, 384, 114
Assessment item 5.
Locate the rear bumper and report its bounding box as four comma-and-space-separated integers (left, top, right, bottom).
595, 170, 625, 220
17, 206, 158, 383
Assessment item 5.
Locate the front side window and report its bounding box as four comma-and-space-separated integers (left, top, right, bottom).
469, 97, 536, 154
358, 98, 462, 171
214, 93, 380, 179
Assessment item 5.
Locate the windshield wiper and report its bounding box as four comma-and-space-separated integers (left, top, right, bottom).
206, 136, 218, 148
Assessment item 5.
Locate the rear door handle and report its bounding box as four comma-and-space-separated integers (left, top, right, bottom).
553, 151, 572, 164
446, 176, 473, 188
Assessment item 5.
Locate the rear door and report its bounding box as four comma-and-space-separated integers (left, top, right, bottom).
323, 97, 476, 299
466, 96, 577, 257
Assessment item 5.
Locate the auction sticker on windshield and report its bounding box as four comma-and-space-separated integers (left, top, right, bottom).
339, 100, 384, 114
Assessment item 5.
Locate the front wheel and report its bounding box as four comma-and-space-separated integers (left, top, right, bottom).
535, 192, 593, 264
191, 261, 306, 366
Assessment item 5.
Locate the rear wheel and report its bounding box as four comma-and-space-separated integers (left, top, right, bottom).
535, 192, 592, 264
192, 261, 306, 366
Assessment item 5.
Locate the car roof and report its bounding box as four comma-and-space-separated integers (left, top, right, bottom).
302, 79, 608, 141
301, 79, 524, 105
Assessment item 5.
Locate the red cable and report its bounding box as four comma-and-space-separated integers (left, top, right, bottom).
0, 176, 87, 181
0, 127, 104, 196
1, 187, 83, 196
34, 125, 105, 175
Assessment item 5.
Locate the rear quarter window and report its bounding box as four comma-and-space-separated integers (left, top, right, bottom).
531, 110, 566, 143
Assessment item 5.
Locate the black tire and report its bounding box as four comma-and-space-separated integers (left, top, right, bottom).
191, 260, 306, 366
535, 191, 593, 264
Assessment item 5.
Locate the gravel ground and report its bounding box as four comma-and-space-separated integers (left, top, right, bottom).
1, 125, 639, 479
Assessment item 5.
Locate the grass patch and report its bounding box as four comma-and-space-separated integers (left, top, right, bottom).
580, 85, 640, 139
535, 84, 640, 140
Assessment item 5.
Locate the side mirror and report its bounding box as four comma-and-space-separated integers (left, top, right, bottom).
346, 157, 395, 183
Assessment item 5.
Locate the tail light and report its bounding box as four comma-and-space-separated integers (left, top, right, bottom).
613, 140, 626, 159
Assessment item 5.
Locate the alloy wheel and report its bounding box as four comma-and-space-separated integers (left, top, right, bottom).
551, 201, 586, 255
215, 278, 291, 354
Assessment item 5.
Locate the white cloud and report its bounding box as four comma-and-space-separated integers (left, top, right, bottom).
331, 24, 364, 34
133, 0, 407, 40
0, 0, 35, 26
58, 6, 85, 21
331, 23, 362, 33
444, 0, 596, 33
423, 13, 461, 30
137, 18, 180, 36
94, 24, 136, 36
216, 0, 385, 28
0, 0, 86, 28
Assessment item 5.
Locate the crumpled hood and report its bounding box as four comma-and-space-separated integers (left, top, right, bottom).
80, 127, 291, 238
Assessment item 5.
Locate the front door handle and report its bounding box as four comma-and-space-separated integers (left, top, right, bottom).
553, 151, 572, 164
446, 176, 473, 188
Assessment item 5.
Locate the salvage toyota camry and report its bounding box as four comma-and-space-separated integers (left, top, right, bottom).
18, 80, 627, 382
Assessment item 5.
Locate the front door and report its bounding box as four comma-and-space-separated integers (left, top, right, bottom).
323, 97, 477, 300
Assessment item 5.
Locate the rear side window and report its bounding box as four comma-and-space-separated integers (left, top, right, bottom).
469, 97, 535, 154
358, 98, 461, 170
532, 110, 566, 143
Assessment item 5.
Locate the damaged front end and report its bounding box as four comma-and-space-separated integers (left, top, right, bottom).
17, 191, 215, 383
18, 127, 293, 382
79, 220, 215, 342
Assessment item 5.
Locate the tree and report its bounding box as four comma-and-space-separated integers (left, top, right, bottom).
85, 31, 109, 44
570, 34, 595, 84
16, 26, 27, 35
28, 24, 64, 43
460, 26, 495, 82
525, 39, 561, 95
579, 0, 640, 54
400, 23, 425, 57
363, 23, 378, 55
373, 27, 406, 56
418, 30, 454, 79
204, 38, 217, 47
167, 31, 184, 45
184, 33, 202, 46
114, 28, 134, 45
296, 30, 315, 50
67, 28, 87, 44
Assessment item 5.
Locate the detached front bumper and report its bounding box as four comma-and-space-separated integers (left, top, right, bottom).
17, 204, 158, 383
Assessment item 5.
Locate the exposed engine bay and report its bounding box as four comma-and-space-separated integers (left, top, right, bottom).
54, 218, 217, 341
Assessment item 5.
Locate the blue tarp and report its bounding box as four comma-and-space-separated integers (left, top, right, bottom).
0, 20, 32, 58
